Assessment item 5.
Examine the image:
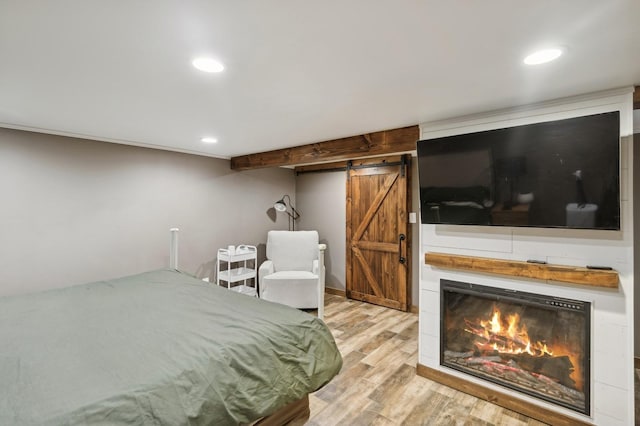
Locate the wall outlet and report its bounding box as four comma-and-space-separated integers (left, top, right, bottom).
409, 212, 417, 223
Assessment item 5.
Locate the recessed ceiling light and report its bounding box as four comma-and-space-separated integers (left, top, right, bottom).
192, 57, 224, 73
201, 137, 218, 144
523, 48, 563, 65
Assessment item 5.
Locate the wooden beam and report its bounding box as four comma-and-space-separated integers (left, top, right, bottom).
294, 160, 349, 174
425, 252, 619, 288
416, 364, 591, 426
295, 155, 406, 174
634, 85, 640, 110
230, 125, 419, 170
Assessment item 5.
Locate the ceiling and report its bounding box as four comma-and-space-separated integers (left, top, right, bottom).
1, 1, 639, 160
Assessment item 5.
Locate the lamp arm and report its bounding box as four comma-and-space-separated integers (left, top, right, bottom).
282, 194, 300, 220
289, 205, 300, 220
274, 194, 300, 230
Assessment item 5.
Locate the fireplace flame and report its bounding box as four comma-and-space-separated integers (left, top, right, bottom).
457, 303, 584, 392
469, 307, 553, 357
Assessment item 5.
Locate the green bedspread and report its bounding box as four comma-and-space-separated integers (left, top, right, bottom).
0, 269, 342, 425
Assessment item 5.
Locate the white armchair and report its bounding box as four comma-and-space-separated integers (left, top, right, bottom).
259, 230, 326, 319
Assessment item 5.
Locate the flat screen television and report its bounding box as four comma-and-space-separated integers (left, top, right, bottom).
417, 111, 620, 230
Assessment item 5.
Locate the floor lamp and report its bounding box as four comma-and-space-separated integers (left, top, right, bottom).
274, 194, 300, 230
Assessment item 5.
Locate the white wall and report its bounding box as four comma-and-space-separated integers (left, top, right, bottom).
418, 88, 635, 425
0, 128, 294, 296
296, 171, 347, 290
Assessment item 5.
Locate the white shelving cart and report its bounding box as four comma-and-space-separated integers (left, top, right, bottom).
216, 244, 258, 297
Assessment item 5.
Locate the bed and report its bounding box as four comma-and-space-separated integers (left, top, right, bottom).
0, 269, 342, 425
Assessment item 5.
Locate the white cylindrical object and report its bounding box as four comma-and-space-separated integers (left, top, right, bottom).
228, 245, 235, 255
317, 243, 327, 320
566, 203, 598, 228
170, 228, 179, 269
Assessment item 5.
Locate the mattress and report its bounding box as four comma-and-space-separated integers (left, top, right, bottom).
0, 269, 342, 425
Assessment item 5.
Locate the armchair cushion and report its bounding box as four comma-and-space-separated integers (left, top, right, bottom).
267, 230, 319, 272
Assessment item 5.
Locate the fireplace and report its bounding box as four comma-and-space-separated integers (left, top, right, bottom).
441, 279, 591, 415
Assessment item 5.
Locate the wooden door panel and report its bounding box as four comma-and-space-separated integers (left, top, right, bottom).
346, 155, 410, 311
349, 244, 404, 310
351, 246, 385, 296
354, 174, 398, 242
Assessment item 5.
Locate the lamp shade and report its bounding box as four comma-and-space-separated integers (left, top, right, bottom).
274, 198, 287, 212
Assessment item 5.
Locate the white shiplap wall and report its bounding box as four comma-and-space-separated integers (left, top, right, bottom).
418, 87, 635, 425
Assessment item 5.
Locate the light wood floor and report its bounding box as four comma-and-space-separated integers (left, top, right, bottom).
305, 294, 549, 426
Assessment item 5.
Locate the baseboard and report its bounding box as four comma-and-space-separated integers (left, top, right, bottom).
635, 356, 640, 370
416, 364, 590, 426
325, 288, 418, 313
325, 287, 346, 297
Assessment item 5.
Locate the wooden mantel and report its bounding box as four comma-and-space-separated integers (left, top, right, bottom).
425, 252, 619, 288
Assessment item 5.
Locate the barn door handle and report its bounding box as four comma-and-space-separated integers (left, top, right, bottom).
398, 234, 406, 264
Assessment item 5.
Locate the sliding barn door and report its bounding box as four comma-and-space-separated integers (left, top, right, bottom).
346, 155, 411, 311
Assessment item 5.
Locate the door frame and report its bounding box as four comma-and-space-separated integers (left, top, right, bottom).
345, 154, 411, 311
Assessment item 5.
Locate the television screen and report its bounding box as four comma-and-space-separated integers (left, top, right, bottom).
417, 111, 620, 230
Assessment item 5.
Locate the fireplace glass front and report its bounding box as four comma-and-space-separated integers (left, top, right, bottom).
441, 280, 590, 415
